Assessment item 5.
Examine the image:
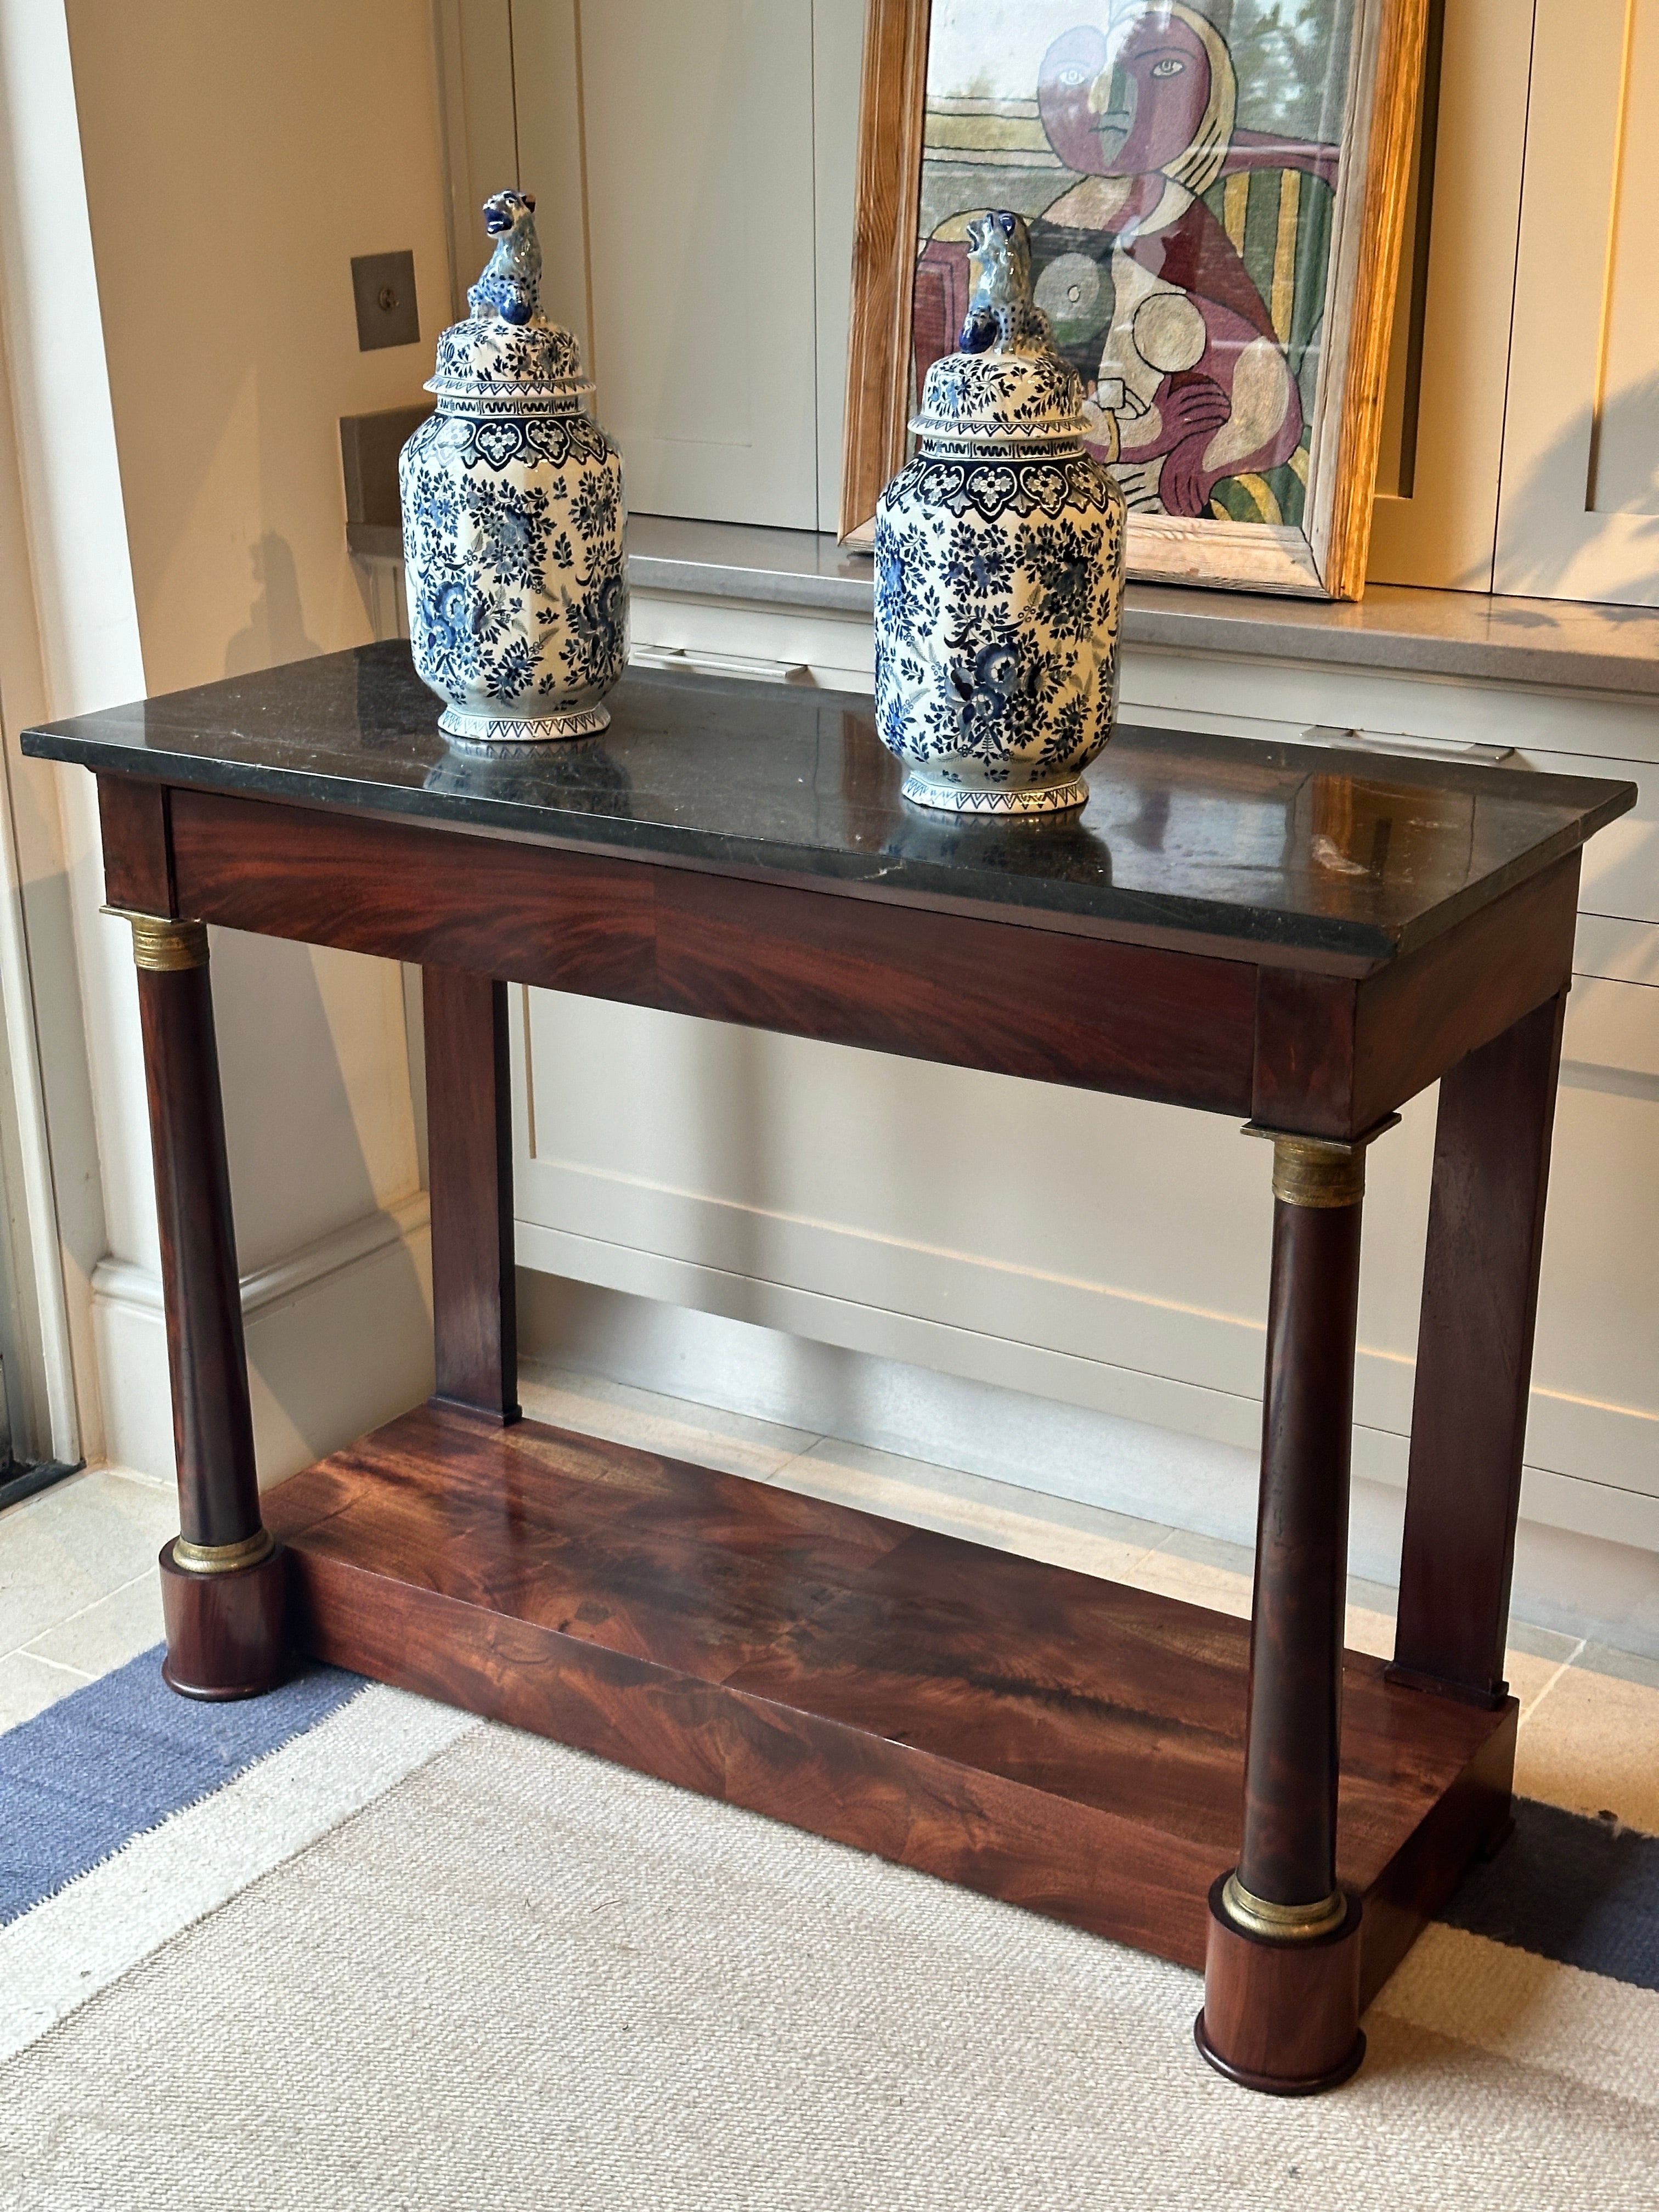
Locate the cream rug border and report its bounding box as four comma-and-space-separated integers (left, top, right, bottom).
0, 1684, 479, 2062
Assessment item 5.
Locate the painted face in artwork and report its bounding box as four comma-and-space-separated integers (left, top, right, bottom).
1039, 12, 1213, 178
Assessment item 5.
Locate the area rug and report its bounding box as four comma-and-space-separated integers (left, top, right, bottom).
1, 1651, 1655, 2210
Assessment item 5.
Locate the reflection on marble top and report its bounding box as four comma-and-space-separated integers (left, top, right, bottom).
22, 642, 1635, 967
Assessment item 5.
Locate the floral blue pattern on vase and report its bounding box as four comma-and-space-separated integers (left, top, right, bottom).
400, 189, 627, 748
874, 210, 1126, 815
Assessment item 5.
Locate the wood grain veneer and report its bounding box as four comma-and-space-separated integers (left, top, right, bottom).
163, 788, 1580, 1137
265, 1403, 1514, 2000
424, 969, 520, 1425
167, 789, 1260, 1114
1392, 991, 1568, 1702
98, 776, 177, 917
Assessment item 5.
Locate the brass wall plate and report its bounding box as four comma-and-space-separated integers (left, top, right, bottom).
340, 404, 433, 529
351, 250, 420, 351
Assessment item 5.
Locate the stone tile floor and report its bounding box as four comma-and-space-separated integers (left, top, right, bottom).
4, 1364, 1656, 1829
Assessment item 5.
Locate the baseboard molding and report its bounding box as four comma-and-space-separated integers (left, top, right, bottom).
516, 1268, 1659, 1656
92, 1194, 433, 1488
515, 1218, 1659, 1556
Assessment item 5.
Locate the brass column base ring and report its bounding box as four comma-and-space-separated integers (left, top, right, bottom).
1240, 1115, 1402, 1209
1221, 1870, 1348, 1942
101, 905, 210, 971
171, 1527, 275, 1576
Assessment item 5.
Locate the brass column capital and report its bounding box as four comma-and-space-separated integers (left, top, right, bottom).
1242, 1115, 1400, 1209
103, 906, 210, 972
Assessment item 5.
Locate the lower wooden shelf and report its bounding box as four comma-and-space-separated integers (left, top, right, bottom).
263, 1403, 1516, 2002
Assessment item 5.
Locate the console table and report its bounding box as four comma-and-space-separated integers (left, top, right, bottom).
24, 645, 1634, 2096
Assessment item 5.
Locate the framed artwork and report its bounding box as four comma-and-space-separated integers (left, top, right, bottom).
840, 0, 1427, 597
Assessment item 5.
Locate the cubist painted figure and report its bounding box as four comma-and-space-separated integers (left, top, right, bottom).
917, 1, 1341, 524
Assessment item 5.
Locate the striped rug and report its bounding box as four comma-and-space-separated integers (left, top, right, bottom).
1, 1644, 1655, 2208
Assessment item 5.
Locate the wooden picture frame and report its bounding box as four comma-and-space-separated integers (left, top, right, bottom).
840, 0, 1428, 599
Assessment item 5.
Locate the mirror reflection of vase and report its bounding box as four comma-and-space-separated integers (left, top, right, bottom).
422, 733, 634, 816
881, 802, 1113, 888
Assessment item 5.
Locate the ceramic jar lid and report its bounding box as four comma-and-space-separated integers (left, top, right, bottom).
909, 344, 1089, 453
426, 313, 591, 416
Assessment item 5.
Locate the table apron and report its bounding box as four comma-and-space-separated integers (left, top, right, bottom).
157, 786, 1259, 1114
125, 784, 1581, 1137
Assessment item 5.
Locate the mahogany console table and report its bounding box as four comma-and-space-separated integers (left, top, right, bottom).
25, 645, 1634, 2096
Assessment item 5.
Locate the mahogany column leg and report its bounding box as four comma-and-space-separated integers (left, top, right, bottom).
1390, 992, 1567, 1706
1197, 1128, 1383, 2095
117, 910, 286, 1700
423, 969, 520, 1424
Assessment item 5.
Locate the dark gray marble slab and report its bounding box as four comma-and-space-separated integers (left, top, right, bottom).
22, 642, 1635, 968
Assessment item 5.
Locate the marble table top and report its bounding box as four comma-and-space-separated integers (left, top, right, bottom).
23, 642, 1635, 968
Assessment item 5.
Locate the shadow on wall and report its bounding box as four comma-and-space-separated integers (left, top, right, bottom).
223, 533, 323, 677
213, 934, 433, 1481
213, 585, 435, 1476
214, 543, 430, 1481
1496, 374, 1659, 606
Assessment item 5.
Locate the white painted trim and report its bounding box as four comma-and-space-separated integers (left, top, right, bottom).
92, 1196, 434, 1488
91, 1190, 431, 1324
515, 1198, 1659, 1557
0, 748, 77, 1458
0, 0, 153, 1469
516, 1210, 1267, 1446
516, 1227, 1659, 1571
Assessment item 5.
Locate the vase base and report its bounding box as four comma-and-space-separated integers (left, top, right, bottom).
439, 703, 611, 750
900, 771, 1089, 816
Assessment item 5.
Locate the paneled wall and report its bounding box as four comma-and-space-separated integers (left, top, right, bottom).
446, 0, 862, 533
419, 3, 1659, 1556
483, 0, 1659, 605
1371, 0, 1659, 603
1493, 0, 1659, 600
517, 585, 1659, 1555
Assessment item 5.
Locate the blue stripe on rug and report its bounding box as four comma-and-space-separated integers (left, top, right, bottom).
0, 1645, 365, 1923
1439, 1796, 1659, 1991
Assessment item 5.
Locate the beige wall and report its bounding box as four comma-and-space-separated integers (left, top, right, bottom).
58, 0, 450, 1477
65, 0, 450, 692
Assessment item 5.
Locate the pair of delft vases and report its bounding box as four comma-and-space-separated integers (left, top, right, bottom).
402, 198, 1125, 810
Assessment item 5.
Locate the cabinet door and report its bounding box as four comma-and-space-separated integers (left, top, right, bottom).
573, 0, 821, 527
1492, 0, 1659, 603
1365, 0, 1533, 590
447, 0, 865, 533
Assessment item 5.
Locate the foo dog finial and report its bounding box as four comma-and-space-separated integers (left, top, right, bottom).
958, 211, 1052, 357
467, 189, 542, 326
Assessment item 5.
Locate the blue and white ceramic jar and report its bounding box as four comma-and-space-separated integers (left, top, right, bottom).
874, 211, 1126, 814
400, 191, 627, 748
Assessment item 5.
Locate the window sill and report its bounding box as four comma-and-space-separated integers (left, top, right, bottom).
350, 514, 1659, 701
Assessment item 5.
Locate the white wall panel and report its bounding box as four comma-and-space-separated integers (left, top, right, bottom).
812, 0, 864, 533
1367, 0, 1533, 590
1531, 1074, 1659, 1496
1577, 912, 1659, 982
577, 0, 820, 527
511, 600, 1659, 1553
515, 983, 1438, 1445
1494, 0, 1659, 603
